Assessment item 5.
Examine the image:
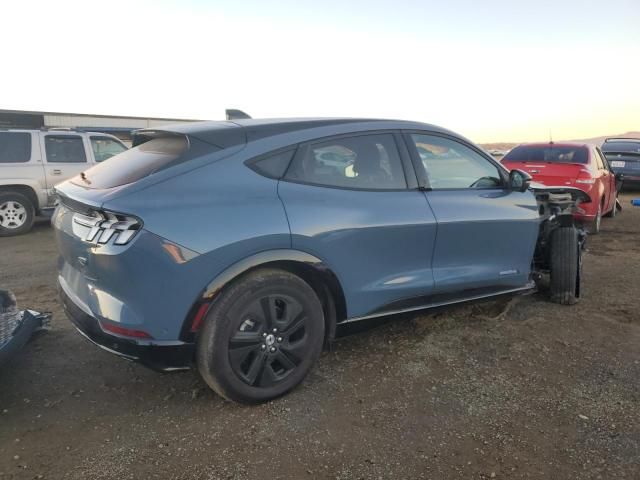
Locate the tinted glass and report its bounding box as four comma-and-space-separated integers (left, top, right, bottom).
91, 136, 127, 162
72, 136, 189, 189
503, 145, 588, 164
0, 132, 31, 163
45, 136, 87, 163
285, 134, 406, 190
602, 141, 640, 154
247, 149, 295, 179
410, 134, 502, 189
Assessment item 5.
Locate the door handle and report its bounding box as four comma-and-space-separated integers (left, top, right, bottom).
51, 169, 62, 175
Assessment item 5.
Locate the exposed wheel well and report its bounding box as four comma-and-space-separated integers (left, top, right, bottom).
0, 185, 39, 212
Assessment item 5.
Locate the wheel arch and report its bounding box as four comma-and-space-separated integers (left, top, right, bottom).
181, 249, 347, 346
0, 184, 39, 212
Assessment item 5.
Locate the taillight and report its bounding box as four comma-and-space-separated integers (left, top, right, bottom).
575, 178, 596, 184
73, 210, 141, 245
575, 170, 596, 185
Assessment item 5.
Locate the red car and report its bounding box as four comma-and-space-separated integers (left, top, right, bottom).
502, 142, 618, 233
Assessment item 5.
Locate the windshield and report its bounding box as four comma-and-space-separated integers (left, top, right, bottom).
503, 145, 588, 164
72, 136, 191, 189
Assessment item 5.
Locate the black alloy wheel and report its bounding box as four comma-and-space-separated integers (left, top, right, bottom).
197, 269, 324, 403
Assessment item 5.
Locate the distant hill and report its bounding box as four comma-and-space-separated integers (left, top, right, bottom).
480, 131, 640, 152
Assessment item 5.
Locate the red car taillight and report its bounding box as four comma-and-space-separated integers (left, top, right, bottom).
575, 170, 596, 185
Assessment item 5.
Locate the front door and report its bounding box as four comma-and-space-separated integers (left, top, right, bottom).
278, 131, 437, 318
405, 132, 540, 295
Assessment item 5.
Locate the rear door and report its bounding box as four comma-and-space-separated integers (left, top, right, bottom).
278, 131, 437, 318
0, 131, 47, 202
41, 133, 90, 190
405, 132, 540, 295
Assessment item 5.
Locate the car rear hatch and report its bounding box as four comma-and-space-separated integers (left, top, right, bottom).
502, 160, 590, 186
604, 152, 640, 174
502, 145, 590, 186
53, 124, 244, 331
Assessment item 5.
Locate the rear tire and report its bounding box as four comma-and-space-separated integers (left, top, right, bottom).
0, 191, 35, 237
549, 227, 580, 305
196, 268, 325, 403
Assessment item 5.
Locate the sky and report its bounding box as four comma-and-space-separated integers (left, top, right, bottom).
1, 0, 638, 143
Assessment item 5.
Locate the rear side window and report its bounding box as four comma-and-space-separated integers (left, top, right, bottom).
504, 145, 588, 164
45, 136, 87, 163
72, 136, 190, 189
247, 149, 295, 179
0, 132, 31, 163
285, 134, 407, 190
90, 136, 127, 162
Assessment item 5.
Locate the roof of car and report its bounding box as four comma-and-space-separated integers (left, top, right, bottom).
512, 142, 590, 149
133, 117, 453, 148
604, 137, 640, 143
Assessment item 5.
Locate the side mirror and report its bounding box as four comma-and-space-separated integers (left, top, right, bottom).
509, 169, 532, 192
615, 172, 624, 181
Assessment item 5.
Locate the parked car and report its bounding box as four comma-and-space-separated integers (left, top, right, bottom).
0, 128, 127, 236
601, 138, 640, 189
53, 118, 586, 403
501, 142, 620, 233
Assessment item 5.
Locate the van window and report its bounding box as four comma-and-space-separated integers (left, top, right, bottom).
0, 132, 31, 163
90, 136, 127, 162
45, 136, 87, 163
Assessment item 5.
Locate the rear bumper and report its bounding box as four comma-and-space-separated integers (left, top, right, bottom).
59, 284, 194, 372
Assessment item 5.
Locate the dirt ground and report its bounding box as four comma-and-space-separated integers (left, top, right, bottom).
1, 192, 639, 480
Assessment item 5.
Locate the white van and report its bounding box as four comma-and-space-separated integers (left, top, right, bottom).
0, 129, 127, 236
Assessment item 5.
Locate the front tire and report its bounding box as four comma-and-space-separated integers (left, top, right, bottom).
549, 227, 580, 305
196, 269, 325, 403
0, 191, 35, 237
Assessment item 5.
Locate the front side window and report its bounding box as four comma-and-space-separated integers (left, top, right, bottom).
0, 132, 31, 163
90, 137, 127, 162
45, 136, 87, 163
410, 134, 502, 189
285, 133, 406, 190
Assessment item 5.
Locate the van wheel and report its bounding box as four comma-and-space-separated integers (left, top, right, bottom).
0, 191, 35, 236
549, 227, 580, 305
196, 269, 325, 403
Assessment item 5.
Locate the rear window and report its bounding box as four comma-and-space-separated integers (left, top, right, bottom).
503, 145, 588, 164
602, 141, 640, 155
72, 136, 190, 189
0, 132, 31, 163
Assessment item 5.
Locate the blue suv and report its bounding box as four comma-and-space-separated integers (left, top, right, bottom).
53, 118, 585, 403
